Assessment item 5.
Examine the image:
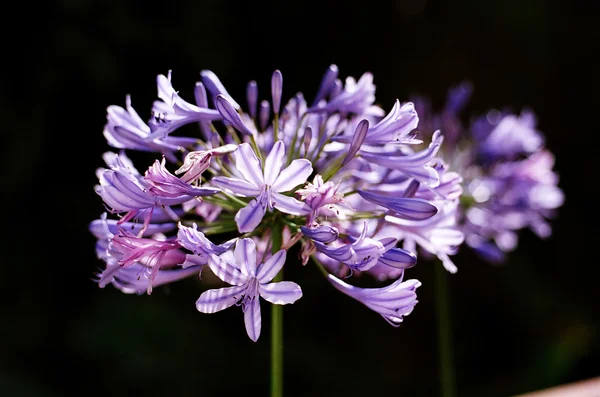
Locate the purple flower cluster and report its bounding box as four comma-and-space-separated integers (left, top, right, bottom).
413, 83, 564, 263
90, 66, 559, 341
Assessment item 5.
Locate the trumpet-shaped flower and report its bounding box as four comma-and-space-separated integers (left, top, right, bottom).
196, 239, 302, 341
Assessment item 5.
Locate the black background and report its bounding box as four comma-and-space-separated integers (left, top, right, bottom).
2, 1, 598, 396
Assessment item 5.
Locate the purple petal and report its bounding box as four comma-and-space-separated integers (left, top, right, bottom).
247, 80, 258, 119
211, 176, 261, 197
207, 254, 247, 286
271, 70, 283, 114
235, 194, 268, 233
264, 140, 285, 185
235, 238, 257, 277
214, 95, 254, 136
196, 285, 245, 313
256, 249, 286, 283
259, 282, 302, 305
272, 159, 313, 192
312, 64, 339, 106
259, 100, 270, 131
358, 190, 438, 221
233, 143, 264, 186
200, 70, 240, 109
342, 119, 369, 166
378, 248, 417, 269
300, 225, 340, 243
271, 192, 311, 216
244, 297, 261, 342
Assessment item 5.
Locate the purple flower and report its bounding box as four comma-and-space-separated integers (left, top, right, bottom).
307, 72, 385, 117
104, 96, 197, 162
334, 100, 420, 146
313, 222, 416, 273
145, 157, 220, 199
211, 141, 313, 233
359, 131, 444, 187
146, 71, 223, 141
177, 222, 235, 267
96, 262, 201, 295
196, 238, 302, 341
328, 274, 420, 326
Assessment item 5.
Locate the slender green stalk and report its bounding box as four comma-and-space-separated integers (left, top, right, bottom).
435, 263, 456, 397
270, 222, 284, 397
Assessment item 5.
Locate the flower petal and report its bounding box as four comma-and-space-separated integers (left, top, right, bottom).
259, 282, 302, 305
244, 297, 262, 342
272, 192, 311, 216
235, 238, 257, 277
272, 159, 313, 192
264, 140, 285, 185
196, 285, 245, 313
235, 194, 268, 233
233, 143, 264, 186
214, 95, 254, 136
358, 190, 438, 221
207, 253, 247, 286
378, 248, 417, 269
211, 176, 261, 196
256, 249, 286, 283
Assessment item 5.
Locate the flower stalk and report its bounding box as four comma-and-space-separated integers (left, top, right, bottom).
270, 221, 284, 397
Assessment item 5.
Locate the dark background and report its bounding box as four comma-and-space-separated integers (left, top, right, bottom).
2, 1, 598, 396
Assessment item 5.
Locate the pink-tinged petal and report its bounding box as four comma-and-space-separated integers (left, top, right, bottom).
264, 140, 285, 185
235, 194, 268, 233
235, 238, 258, 277
196, 285, 245, 313
244, 297, 262, 342
259, 282, 302, 305
272, 159, 313, 192
211, 176, 261, 197
271, 192, 311, 216
256, 249, 286, 283
233, 143, 264, 186
207, 254, 247, 286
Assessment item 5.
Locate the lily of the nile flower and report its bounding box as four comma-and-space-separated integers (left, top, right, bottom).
464, 149, 564, 262
107, 230, 190, 294
328, 274, 420, 326
174, 144, 238, 184
334, 100, 421, 146
384, 200, 465, 273
211, 141, 313, 233
97, 262, 202, 295
307, 72, 385, 118
90, 212, 177, 265
312, 222, 417, 275
471, 110, 543, 163
197, 238, 302, 341
95, 152, 218, 233
104, 96, 199, 163
177, 222, 236, 268
359, 130, 445, 187
146, 71, 223, 141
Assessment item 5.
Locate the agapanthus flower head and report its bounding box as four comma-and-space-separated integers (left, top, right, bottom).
91, 65, 471, 341
411, 82, 564, 264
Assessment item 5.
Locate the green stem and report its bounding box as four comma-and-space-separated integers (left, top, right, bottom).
270, 222, 284, 397
435, 263, 456, 397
